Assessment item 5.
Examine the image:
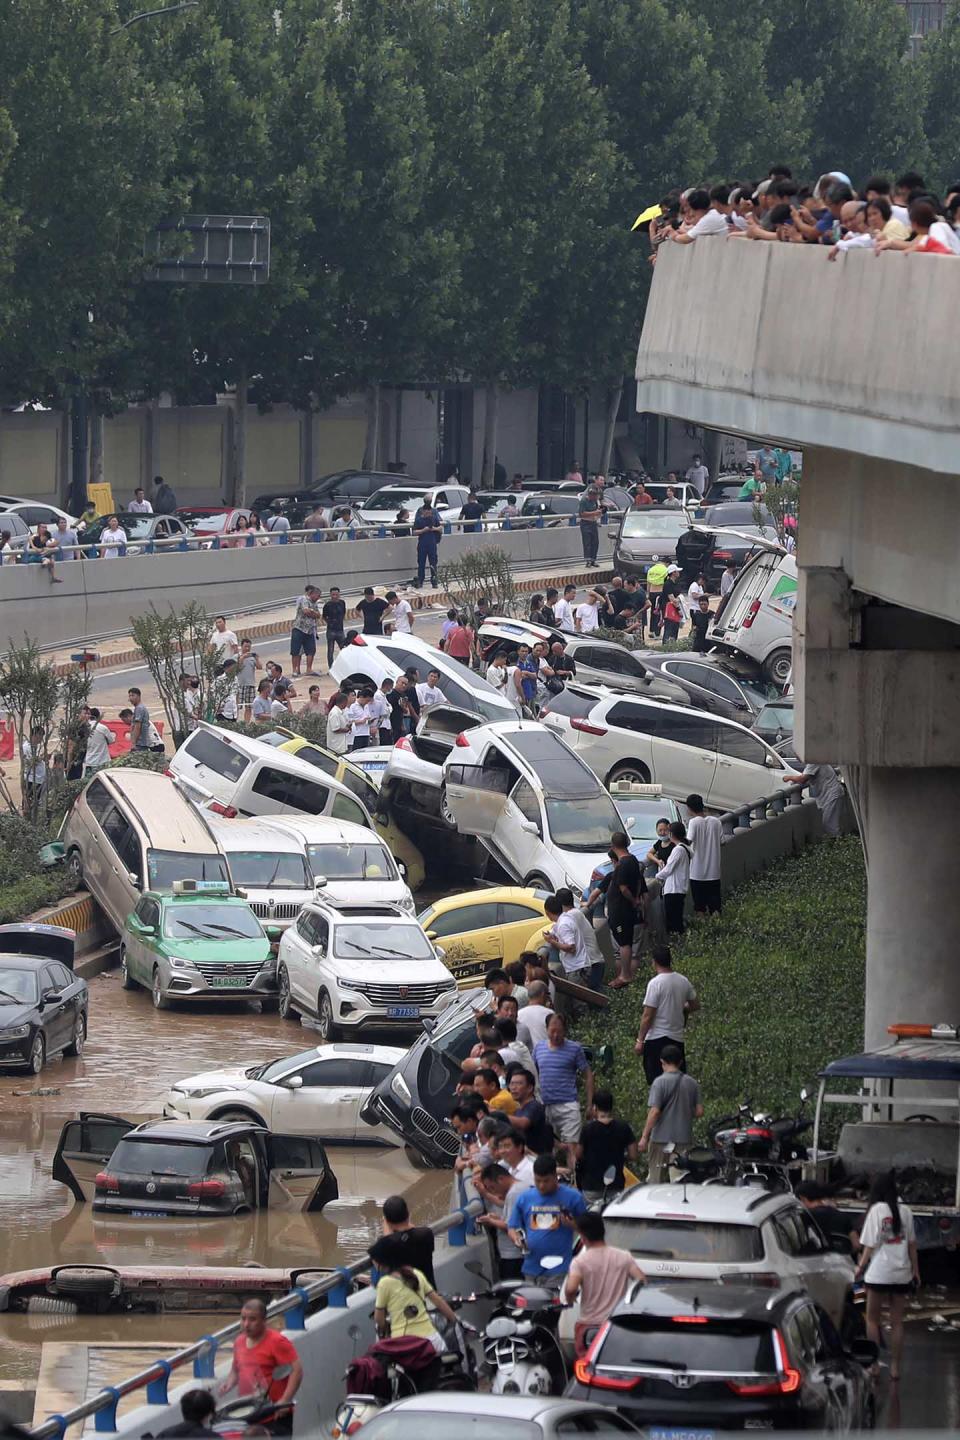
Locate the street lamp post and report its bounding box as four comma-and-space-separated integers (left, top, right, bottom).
110, 2, 199, 36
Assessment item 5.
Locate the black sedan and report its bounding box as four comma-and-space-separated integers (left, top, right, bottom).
676, 502, 780, 587
567, 1283, 878, 1432
520, 487, 632, 526
0, 955, 88, 1074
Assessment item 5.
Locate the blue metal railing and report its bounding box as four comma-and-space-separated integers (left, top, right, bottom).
29, 1200, 482, 1439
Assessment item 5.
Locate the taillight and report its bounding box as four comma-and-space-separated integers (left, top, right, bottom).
742, 1126, 774, 1140
350, 635, 366, 645
741, 599, 762, 629
455, 732, 471, 747
571, 718, 608, 736
713, 549, 734, 561
671, 1315, 708, 1324
573, 1323, 640, 1391
394, 736, 413, 750
209, 802, 238, 818
95, 1171, 119, 1192
728, 1331, 800, 1395
187, 1179, 226, 1199
164, 768, 174, 777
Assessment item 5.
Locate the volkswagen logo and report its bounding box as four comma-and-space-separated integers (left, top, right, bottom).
146, 1181, 157, 1195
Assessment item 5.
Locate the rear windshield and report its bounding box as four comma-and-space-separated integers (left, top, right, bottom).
111, 1140, 211, 1176
147, 851, 230, 890
184, 730, 250, 781
226, 851, 311, 889
598, 1313, 775, 1375
603, 1217, 764, 1263
540, 687, 596, 720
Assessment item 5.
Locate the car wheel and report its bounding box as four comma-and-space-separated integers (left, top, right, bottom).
524, 873, 552, 891
64, 1010, 86, 1058
607, 760, 651, 785
316, 989, 340, 1042
438, 784, 459, 830
152, 969, 170, 1011
277, 966, 297, 1021
28, 1032, 45, 1075
212, 1108, 266, 1126
67, 848, 84, 889
119, 949, 137, 990
763, 647, 792, 687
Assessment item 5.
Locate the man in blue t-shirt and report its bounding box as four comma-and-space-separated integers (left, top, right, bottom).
508, 1153, 587, 1278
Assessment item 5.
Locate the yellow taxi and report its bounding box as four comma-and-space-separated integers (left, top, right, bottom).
417, 886, 550, 987
272, 731, 426, 891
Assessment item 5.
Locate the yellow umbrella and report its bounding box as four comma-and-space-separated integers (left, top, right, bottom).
631, 203, 662, 231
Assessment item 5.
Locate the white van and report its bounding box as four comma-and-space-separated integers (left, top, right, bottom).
709, 548, 796, 687
258, 815, 415, 913
205, 816, 316, 936
169, 723, 375, 832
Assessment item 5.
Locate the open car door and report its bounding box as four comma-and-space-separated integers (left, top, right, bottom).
265, 1135, 339, 1213
441, 763, 510, 838
52, 1113, 132, 1203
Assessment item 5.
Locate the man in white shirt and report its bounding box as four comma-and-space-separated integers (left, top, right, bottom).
685, 454, 710, 495
553, 584, 577, 633
210, 615, 239, 665
634, 945, 700, 1086
82, 708, 114, 773
670, 190, 729, 244
719, 563, 737, 598
416, 669, 445, 713
265, 503, 291, 540
387, 589, 414, 634
128, 488, 153, 514
549, 888, 605, 990
686, 792, 723, 915
518, 980, 555, 1049
575, 589, 602, 634
326, 691, 352, 755
346, 689, 373, 749
495, 1130, 536, 1188
370, 682, 392, 743
270, 682, 295, 719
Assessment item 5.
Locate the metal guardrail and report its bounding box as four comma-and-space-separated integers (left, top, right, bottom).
10, 509, 629, 563
718, 785, 807, 838
29, 1200, 482, 1439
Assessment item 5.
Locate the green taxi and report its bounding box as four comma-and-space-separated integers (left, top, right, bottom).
120, 880, 277, 1011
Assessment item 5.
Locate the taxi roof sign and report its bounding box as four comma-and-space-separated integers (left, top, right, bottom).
172, 879, 232, 896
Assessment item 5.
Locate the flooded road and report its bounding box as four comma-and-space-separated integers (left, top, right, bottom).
0, 971, 451, 1385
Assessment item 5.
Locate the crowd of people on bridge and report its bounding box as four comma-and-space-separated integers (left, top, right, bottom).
649, 166, 960, 258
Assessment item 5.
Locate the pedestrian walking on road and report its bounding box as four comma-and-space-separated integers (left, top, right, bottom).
152, 475, 177, 514
129, 488, 153, 514
634, 945, 699, 1086
357, 585, 390, 636
290, 585, 321, 676
567, 1212, 646, 1355
388, 588, 413, 634
264, 500, 291, 541
638, 1045, 703, 1182
235, 639, 260, 723
855, 1170, 919, 1384
445, 615, 475, 668
321, 586, 347, 668
578, 484, 602, 567
658, 821, 691, 933
690, 595, 713, 652
686, 793, 723, 915
325, 691, 352, 755
412, 501, 443, 587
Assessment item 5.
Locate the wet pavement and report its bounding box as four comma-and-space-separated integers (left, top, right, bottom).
0, 972, 450, 1385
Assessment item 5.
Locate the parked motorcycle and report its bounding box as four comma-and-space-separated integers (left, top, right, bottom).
478, 1256, 568, 1396
710, 1089, 813, 1190
211, 1396, 295, 1438
333, 1314, 476, 1437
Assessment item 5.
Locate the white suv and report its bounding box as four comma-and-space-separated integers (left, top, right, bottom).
601, 1184, 855, 1328
354, 483, 471, 529
277, 898, 458, 1041
330, 633, 515, 725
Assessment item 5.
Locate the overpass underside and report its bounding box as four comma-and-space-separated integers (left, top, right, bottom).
637, 242, 960, 1046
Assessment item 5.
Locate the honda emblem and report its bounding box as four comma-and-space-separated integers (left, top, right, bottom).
672, 1374, 695, 1389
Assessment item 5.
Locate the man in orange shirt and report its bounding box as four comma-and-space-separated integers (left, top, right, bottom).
221, 1298, 302, 1404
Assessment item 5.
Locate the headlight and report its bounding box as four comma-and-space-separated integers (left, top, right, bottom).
259, 955, 277, 971
4, 1024, 30, 1041
168, 955, 194, 969
181, 1086, 231, 1100
337, 979, 364, 992
398, 895, 416, 913
390, 1072, 412, 1105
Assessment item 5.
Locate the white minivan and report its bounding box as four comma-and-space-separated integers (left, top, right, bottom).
710, 547, 796, 687
169, 723, 375, 831
205, 816, 317, 936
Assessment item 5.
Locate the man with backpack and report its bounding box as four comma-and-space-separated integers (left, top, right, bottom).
638, 1045, 703, 1183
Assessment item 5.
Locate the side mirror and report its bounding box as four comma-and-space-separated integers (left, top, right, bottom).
800, 1087, 809, 1103
426, 930, 438, 941
41, 990, 63, 1007
128, 870, 142, 887
284, 1074, 304, 1091
764, 753, 777, 767
397, 861, 407, 876
313, 875, 328, 890
519, 820, 539, 835
625, 816, 636, 830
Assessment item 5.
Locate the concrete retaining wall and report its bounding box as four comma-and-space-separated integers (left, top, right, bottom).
720, 798, 826, 892
1, 525, 612, 652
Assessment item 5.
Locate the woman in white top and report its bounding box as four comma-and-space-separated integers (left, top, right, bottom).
657, 821, 691, 936
855, 1171, 918, 1382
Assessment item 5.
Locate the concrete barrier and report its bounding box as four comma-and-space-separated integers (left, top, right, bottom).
1, 525, 613, 652
718, 789, 857, 893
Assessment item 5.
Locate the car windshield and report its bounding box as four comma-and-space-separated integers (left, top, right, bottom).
602, 1216, 764, 1262
252, 1049, 317, 1083
182, 511, 229, 532
598, 1313, 775, 1375
620, 511, 688, 538
357, 1418, 540, 1440
614, 797, 674, 843
365, 488, 428, 511
546, 792, 623, 851
224, 851, 310, 890
163, 903, 265, 941
334, 921, 435, 960
110, 1140, 211, 1177
307, 842, 396, 882
707, 503, 775, 527
0, 968, 39, 1003
147, 851, 230, 890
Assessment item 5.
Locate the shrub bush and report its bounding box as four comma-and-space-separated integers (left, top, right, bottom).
582, 836, 866, 1139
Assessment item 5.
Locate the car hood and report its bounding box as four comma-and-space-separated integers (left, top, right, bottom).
173, 1067, 255, 1093
155, 937, 272, 962
0, 1001, 37, 1029
556, 849, 614, 893
319, 881, 411, 906
327, 955, 453, 982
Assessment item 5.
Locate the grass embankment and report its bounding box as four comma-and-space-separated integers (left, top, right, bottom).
582, 837, 866, 1138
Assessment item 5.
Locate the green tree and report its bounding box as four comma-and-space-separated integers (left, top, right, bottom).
918, 1, 960, 191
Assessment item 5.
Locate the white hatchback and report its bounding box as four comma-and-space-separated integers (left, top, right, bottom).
163, 1042, 407, 1145
277, 898, 458, 1042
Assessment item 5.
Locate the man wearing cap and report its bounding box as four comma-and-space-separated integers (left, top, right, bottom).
578, 485, 602, 569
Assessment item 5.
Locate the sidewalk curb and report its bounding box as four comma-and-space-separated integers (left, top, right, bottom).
51, 563, 613, 676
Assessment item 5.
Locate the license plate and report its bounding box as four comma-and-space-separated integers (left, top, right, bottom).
387, 1005, 420, 1018
649, 1430, 715, 1440
361, 760, 387, 772
211, 976, 250, 988
130, 1209, 170, 1217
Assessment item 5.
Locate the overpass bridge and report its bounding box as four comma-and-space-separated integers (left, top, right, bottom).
637, 241, 960, 1047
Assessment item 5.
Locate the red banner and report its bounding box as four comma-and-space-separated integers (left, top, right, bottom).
0, 717, 163, 763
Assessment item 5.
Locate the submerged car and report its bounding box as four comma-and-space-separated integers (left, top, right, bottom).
120, 880, 276, 1010
0, 924, 87, 1074
53, 1114, 339, 1215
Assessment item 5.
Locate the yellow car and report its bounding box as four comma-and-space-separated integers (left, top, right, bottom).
271, 731, 426, 891
418, 886, 550, 987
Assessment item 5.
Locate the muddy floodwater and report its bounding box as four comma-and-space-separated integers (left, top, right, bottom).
0, 970, 451, 1385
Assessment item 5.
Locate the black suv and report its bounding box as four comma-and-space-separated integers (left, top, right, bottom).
250, 470, 413, 524
566, 1282, 877, 1431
